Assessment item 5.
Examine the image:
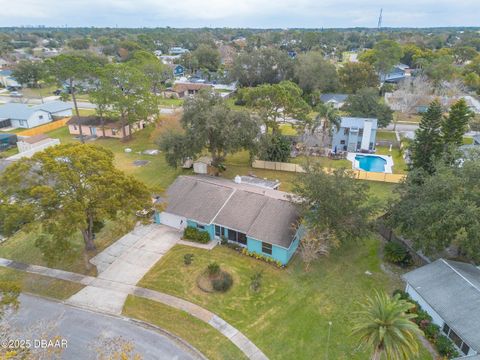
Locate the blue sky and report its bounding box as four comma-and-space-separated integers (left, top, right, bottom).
0, 0, 479, 28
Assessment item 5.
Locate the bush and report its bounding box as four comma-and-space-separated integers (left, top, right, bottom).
384, 241, 413, 267
220, 236, 228, 245
436, 335, 459, 358
241, 248, 284, 268
183, 253, 194, 265
250, 271, 263, 292
424, 323, 440, 342
183, 226, 210, 243
392, 289, 410, 300
212, 272, 233, 292
207, 262, 220, 276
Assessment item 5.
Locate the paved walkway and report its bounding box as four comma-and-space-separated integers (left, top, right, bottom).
0, 256, 268, 359
67, 224, 180, 314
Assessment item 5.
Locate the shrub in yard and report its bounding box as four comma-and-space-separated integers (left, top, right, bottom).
250, 271, 263, 292
183, 226, 210, 243
212, 272, 233, 292
384, 241, 413, 267
183, 253, 194, 265
436, 335, 459, 358
423, 323, 440, 342
207, 262, 220, 276
392, 289, 410, 300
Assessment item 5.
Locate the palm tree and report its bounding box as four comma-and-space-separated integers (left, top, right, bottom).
352, 291, 423, 360
312, 103, 341, 148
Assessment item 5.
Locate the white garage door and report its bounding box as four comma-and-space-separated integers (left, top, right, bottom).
160, 212, 187, 230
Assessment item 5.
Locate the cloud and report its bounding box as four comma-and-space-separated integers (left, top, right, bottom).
0, 0, 479, 27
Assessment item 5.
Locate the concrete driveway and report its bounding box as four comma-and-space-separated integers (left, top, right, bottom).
67, 224, 181, 314
9, 294, 200, 360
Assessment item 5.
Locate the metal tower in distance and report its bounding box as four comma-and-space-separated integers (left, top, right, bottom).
377, 8, 383, 30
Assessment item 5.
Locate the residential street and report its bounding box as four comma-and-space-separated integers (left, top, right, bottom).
8, 294, 201, 360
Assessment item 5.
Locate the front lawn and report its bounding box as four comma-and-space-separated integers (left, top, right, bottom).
0, 217, 136, 275
123, 296, 247, 360
0, 267, 83, 300
138, 239, 431, 360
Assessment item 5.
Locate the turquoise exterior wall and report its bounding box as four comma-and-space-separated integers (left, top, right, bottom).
186, 219, 215, 240
154, 212, 160, 224
247, 237, 289, 265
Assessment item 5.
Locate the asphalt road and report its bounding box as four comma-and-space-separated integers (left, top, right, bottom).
7, 294, 200, 360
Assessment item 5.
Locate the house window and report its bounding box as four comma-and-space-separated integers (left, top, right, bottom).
448, 330, 463, 349
227, 229, 247, 245
39, 115, 44, 120
197, 224, 205, 230
262, 242, 272, 255
112, 128, 118, 135
442, 323, 450, 335
215, 225, 225, 237
343, 128, 349, 135
461, 342, 470, 355
359, 129, 364, 136
340, 140, 345, 145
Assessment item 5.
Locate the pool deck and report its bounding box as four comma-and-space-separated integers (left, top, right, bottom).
347, 153, 394, 174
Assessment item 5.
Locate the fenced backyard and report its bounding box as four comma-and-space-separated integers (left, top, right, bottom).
252, 159, 406, 183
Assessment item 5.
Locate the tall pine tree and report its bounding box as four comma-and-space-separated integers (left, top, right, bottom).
442, 98, 474, 147
410, 100, 443, 173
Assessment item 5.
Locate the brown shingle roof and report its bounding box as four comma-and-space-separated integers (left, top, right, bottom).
20, 134, 49, 144
173, 83, 213, 93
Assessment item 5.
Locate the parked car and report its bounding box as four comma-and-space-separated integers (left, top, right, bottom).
53, 89, 63, 96
10, 91, 23, 97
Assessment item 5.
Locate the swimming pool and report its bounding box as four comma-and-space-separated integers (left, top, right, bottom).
355, 155, 387, 172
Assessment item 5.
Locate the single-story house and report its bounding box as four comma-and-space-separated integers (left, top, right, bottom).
156, 176, 304, 265
17, 134, 60, 153
403, 259, 480, 358
0, 70, 20, 88
473, 135, 480, 146
172, 82, 213, 98
0, 133, 17, 151
67, 116, 148, 139
331, 117, 378, 153
380, 64, 409, 84
0, 101, 72, 129
320, 93, 349, 109
169, 47, 189, 55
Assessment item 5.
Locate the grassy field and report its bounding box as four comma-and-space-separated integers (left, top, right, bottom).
158, 98, 184, 107
123, 296, 247, 360
0, 217, 136, 275
138, 240, 431, 360
0, 267, 83, 300
376, 130, 397, 142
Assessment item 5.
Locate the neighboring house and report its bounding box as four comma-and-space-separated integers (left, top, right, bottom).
0, 69, 21, 88
193, 156, 213, 174
0, 58, 8, 69
0, 101, 72, 129
380, 64, 409, 83
320, 93, 349, 109
342, 51, 358, 63
331, 117, 378, 153
169, 47, 189, 55
173, 64, 185, 77
16, 134, 60, 153
156, 176, 304, 265
0, 133, 17, 151
403, 259, 480, 358
172, 82, 213, 98
67, 116, 148, 139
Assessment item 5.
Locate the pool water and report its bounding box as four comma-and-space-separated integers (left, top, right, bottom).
355, 155, 387, 172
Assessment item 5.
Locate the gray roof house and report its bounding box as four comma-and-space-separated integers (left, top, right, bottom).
403, 259, 480, 358
320, 93, 349, 109
331, 117, 378, 153
0, 101, 72, 129
155, 176, 304, 265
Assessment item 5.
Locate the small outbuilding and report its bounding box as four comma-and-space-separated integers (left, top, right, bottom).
193, 156, 213, 174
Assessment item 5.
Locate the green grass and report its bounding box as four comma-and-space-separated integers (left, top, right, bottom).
138, 239, 431, 360
375, 146, 407, 174
158, 98, 184, 107
123, 296, 247, 360
279, 123, 298, 136
0, 217, 136, 275
20, 85, 57, 99
376, 130, 397, 142
47, 125, 187, 193
0, 267, 83, 300
463, 137, 474, 145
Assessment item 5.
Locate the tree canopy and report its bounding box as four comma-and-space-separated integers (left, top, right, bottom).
11, 60, 45, 88
293, 51, 338, 93
0, 144, 150, 267
342, 87, 393, 128
338, 62, 379, 94
159, 90, 259, 168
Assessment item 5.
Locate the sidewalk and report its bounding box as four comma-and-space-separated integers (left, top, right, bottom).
0, 255, 268, 360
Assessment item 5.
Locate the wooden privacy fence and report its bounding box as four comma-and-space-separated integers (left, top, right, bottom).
251, 160, 406, 184
17, 117, 70, 137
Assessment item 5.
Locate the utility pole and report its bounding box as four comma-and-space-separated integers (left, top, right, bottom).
377, 8, 383, 30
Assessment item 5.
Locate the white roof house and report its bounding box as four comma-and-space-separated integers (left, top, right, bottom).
0, 101, 72, 129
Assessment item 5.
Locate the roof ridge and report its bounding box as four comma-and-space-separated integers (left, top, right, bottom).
245, 196, 273, 237
441, 259, 480, 294
210, 187, 237, 225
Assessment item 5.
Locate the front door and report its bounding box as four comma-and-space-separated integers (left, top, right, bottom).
90, 127, 97, 136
